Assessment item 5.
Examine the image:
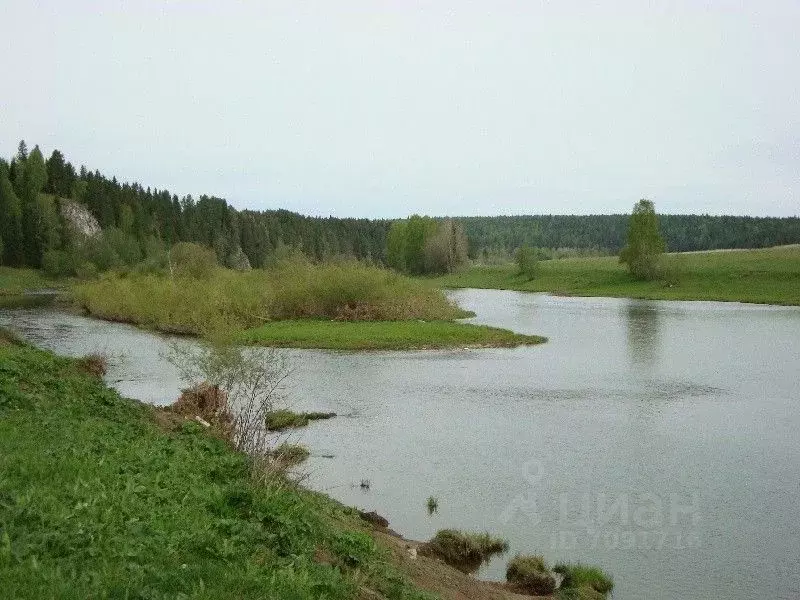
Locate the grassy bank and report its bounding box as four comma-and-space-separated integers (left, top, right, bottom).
73, 261, 544, 349
0, 267, 65, 296
0, 333, 435, 599
240, 319, 544, 350
430, 246, 800, 305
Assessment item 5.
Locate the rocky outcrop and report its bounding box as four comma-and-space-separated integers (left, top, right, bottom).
228, 246, 252, 271
60, 199, 101, 239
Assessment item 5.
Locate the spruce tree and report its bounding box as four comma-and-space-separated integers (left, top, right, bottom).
0, 161, 24, 266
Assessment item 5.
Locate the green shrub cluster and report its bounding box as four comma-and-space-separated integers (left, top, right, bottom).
74, 259, 469, 339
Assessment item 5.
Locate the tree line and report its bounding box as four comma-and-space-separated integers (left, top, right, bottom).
1, 140, 798, 275
460, 213, 800, 258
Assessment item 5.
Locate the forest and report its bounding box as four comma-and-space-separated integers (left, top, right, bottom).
1, 140, 799, 276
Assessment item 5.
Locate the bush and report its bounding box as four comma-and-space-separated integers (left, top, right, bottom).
75, 261, 99, 280
74, 260, 471, 339
169, 242, 218, 279
421, 529, 508, 572
554, 563, 614, 596
515, 246, 539, 280
41, 249, 75, 278
506, 554, 556, 595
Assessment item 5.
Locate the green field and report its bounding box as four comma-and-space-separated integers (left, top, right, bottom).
240, 319, 545, 350
0, 332, 434, 600
430, 246, 800, 306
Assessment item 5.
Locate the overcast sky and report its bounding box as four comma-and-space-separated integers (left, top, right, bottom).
2, 1, 799, 218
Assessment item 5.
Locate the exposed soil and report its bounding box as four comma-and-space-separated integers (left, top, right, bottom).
371, 528, 548, 600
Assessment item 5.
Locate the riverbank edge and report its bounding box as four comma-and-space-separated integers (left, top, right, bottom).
0, 333, 547, 600
439, 281, 800, 307
426, 246, 800, 307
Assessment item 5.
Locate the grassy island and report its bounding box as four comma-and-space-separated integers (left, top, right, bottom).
72, 260, 544, 350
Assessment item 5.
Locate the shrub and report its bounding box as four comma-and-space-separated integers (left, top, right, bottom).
74, 260, 470, 339
506, 554, 557, 595
75, 261, 98, 280
515, 246, 539, 280
421, 529, 508, 572
169, 242, 218, 279
171, 381, 233, 432
554, 563, 614, 596
41, 249, 75, 278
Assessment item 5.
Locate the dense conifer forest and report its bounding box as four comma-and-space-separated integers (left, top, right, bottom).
1, 140, 798, 274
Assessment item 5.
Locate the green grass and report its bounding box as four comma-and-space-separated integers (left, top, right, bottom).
505, 554, 557, 595
269, 443, 311, 467
554, 563, 614, 598
0, 336, 435, 600
420, 530, 509, 573
265, 409, 336, 431
429, 246, 800, 305
0, 266, 66, 296
240, 319, 545, 350
74, 260, 472, 337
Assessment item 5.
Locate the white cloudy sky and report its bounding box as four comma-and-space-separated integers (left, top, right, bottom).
2, 1, 799, 217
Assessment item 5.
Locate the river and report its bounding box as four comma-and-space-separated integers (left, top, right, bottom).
1, 289, 799, 600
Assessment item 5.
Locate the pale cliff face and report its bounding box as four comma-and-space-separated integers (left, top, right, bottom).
60, 199, 101, 239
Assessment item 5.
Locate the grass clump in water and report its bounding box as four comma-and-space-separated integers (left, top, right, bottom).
426, 496, 439, 515
554, 563, 614, 598
506, 554, 557, 595
269, 442, 311, 467
420, 529, 509, 573
265, 409, 336, 431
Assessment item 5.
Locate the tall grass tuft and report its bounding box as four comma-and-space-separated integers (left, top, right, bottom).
553, 563, 614, 597
506, 554, 557, 595
420, 529, 509, 573
74, 259, 469, 340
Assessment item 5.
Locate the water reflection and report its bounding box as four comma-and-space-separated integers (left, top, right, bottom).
625, 301, 661, 366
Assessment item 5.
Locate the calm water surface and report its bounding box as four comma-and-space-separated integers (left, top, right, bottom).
2, 290, 799, 600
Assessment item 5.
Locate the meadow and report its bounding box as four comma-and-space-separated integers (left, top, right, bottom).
430, 246, 800, 306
